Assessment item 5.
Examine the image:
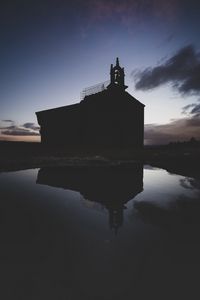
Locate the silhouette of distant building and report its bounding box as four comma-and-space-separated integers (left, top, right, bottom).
36, 58, 145, 147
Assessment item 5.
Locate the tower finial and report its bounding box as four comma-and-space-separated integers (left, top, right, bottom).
116, 57, 119, 66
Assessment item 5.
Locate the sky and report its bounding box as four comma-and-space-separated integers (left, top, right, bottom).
0, 0, 200, 144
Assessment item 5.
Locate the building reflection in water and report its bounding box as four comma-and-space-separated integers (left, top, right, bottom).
37, 164, 143, 233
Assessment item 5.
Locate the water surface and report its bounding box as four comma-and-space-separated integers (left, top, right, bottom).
0, 165, 200, 300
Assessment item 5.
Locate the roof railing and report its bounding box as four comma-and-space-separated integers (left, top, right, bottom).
81, 80, 110, 100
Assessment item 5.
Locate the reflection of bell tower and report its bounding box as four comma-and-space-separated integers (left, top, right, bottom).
37, 163, 143, 233
107, 205, 125, 235
108, 57, 128, 90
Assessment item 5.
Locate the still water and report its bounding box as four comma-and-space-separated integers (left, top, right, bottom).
0, 165, 200, 300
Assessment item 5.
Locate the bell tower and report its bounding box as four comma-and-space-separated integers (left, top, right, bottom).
108, 57, 128, 90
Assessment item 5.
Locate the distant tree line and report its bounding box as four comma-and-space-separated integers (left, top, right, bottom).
168, 137, 200, 148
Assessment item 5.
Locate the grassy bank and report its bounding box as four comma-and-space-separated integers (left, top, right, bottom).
0, 141, 199, 178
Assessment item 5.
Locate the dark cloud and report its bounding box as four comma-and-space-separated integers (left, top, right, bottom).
144, 115, 200, 144
191, 103, 200, 115
0, 125, 15, 130
1, 120, 13, 122
133, 45, 200, 95
182, 99, 200, 117
23, 122, 40, 130
182, 103, 196, 114
2, 129, 39, 136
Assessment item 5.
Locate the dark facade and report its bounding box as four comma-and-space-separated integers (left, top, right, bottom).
36, 58, 145, 147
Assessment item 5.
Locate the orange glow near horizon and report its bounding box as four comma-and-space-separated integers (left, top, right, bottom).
0, 135, 41, 143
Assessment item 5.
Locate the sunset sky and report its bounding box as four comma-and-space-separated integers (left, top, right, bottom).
0, 0, 200, 144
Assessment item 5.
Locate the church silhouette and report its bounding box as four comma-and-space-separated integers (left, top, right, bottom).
36, 58, 145, 147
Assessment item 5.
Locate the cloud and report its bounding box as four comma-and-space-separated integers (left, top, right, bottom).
191, 103, 200, 115
23, 122, 40, 130
133, 45, 200, 95
2, 129, 39, 136
182, 103, 197, 114
182, 99, 200, 117
0, 125, 15, 130
0, 122, 40, 137
144, 115, 200, 144
1, 119, 13, 122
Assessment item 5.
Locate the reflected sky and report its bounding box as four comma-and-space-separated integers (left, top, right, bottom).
135, 167, 200, 207
0, 166, 200, 299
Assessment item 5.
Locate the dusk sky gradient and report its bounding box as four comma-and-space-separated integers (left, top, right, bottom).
0, 0, 200, 144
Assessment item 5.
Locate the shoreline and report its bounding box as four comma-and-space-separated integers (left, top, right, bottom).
0, 154, 199, 180
0, 141, 199, 178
